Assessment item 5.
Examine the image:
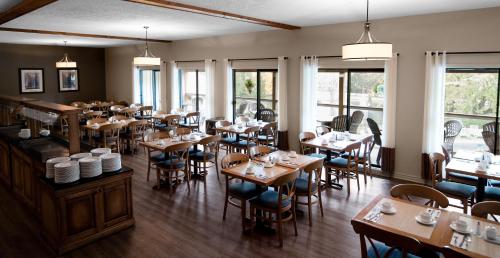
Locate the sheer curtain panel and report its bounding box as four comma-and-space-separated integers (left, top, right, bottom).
277, 56, 289, 149
170, 61, 180, 111
421, 51, 447, 179
223, 59, 233, 121
204, 59, 215, 120
299, 56, 319, 133
381, 53, 398, 173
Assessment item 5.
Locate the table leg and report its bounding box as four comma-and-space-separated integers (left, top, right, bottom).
476, 177, 487, 202
323, 150, 343, 190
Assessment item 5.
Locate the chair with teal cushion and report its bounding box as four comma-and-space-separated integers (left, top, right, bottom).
189, 135, 220, 179
441, 146, 478, 186
295, 159, 324, 226
232, 126, 260, 154
250, 170, 299, 247
484, 186, 500, 201
155, 142, 193, 193
299, 131, 329, 160
324, 141, 362, 194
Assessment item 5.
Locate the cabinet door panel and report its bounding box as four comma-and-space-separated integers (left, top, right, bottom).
0, 140, 10, 186
102, 180, 131, 227
62, 190, 98, 240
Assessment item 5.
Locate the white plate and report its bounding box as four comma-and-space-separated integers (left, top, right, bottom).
450, 223, 473, 234
288, 154, 298, 158
380, 207, 397, 214
264, 163, 275, 168
483, 235, 500, 245
281, 156, 290, 161
415, 215, 436, 226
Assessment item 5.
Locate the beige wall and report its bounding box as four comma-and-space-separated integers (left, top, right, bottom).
105, 7, 500, 182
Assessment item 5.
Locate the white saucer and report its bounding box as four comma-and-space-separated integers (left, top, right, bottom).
415, 215, 436, 226
245, 169, 255, 175
264, 163, 275, 168
288, 154, 298, 158
380, 207, 397, 214
483, 235, 500, 245
450, 223, 473, 234
281, 157, 290, 161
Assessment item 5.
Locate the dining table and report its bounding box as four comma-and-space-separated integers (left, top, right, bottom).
301, 131, 372, 189
446, 157, 500, 202
352, 195, 499, 258
215, 121, 270, 142
81, 119, 135, 151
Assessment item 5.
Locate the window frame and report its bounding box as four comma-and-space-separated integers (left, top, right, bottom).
178, 68, 205, 112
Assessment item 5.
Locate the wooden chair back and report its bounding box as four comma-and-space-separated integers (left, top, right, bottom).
390, 184, 449, 208
471, 201, 500, 220
221, 153, 249, 169
344, 141, 362, 164
87, 118, 107, 125
249, 145, 273, 159
331, 115, 348, 132
351, 220, 423, 258
176, 127, 191, 136
98, 123, 122, 151
429, 152, 446, 186
483, 121, 496, 132
244, 126, 260, 143
441, 145, 451, 165
299, 131, 316, 155
86, 111, 103, 119
144, 131, 170, 142
109, 115, 127, 122
163, 114, 181, 127
198, 135, 221, 156
272, 170, 300, 208
163, 142, 192, 167
128, 119, 148, 136
303, 159, 323, 194
186, 111, 200, 124
359, 135, 374, 161
260, 122, 277, 145
316, 125, 331, 136
216, 120, 232, 128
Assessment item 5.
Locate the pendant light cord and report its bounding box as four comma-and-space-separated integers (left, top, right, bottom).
144, 26, 149, 51
366, 0, 369, 23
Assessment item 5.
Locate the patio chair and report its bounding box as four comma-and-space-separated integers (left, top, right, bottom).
366, 118, 382, 166
443, 120, 462, 154
331, 115, 348, 132
349, 110, 364, 134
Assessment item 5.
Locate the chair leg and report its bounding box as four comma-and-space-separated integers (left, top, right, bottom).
155, 168, 161, 190
241, 200, 246, 230
147, 160, 151, 182
292, 199, 298, 236
346, 170, 351, 194
223, 192, 229, 220
277, 211, 283, 247
462, 198, 468, 214
356, 170, 360, 191
308, 195, 312, 226
250, 205, 255, 233
363, 160, 368, 184
318, 190, 324, 217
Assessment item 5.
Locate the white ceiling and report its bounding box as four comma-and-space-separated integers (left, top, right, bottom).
0, 0, 500, 47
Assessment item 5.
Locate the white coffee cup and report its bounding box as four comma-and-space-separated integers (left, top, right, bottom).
265, 160, 272, 167
321, 138, 328, 145
381, 201, 393, 211
281, 155, 289, 161
289, 151, 297, 156
455, 218, 469, 231
486, 226, 497, 240
419, 210, 432, 223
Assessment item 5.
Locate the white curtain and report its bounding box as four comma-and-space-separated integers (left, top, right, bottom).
382, 53, 398, 148
170, 61, 180, 111
205, 59, 215, 120
277, 56, 288, 131
223, 59, 233, 121
422, 51, 447, 154
299, 56, 319, 133
158, 61, 167, 111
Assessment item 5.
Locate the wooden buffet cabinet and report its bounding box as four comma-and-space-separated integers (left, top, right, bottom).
0, 95, 135, 255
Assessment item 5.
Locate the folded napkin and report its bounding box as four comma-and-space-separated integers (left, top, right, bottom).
450, 232, 471, 250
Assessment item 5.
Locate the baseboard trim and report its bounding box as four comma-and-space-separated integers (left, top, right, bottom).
392, 172, 425, 184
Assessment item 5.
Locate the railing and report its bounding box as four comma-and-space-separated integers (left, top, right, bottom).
444, 112, 496, 120
316, 103, 383, 113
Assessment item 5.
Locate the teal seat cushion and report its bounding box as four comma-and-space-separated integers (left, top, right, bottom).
150, 153, 166, 162
189, 152, 215, 161
295, 177, 317, 193
308, 153, 327, 159
367, 242, 422, 258
489, 180, 500, 187
258, 135, 274, 141
233, 140, 257, 148
485, 186, 500, 200
250, 190, 291, 209
325, 157, 354, 168
448, 172, 478, 182
157, 159, 185, 169
435, 181, 476, 198
221, 136, 237, 144
229, 182, 261, 199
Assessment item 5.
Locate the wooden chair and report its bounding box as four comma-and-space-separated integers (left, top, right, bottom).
216, 120, 235, 153
429, 153, 476, 213
93, 123, 122, 153
342, 135, 374, 183
156, 142, 193, 193
351, 220, 431, 258
442, 145, 478, 186
324, 141, 362, 194
248, 145, 273, 159
367, 118, 382, 166
221, 153, 263, 229
331, 115, 348, 132
443, 120, 462, 154
471, 201, 500, 221
161, 114, 181, 132
390, 184, 449, 208
295, 159, 324, 226
250, 170, 299, 247
441, 246, 470, 258
108, 115, 128, 122
349, 110, 364, 134
175, 127, 191, 136
189, 135, 221, 180
85, 111, 103, 119
144, 131, 171, 181
298, 132, 326, 159
258, 122, 277, 147
316, 125, 331, 136
232, 126, 260, 154
120, 119, 148, 153
137, 105, 153, 119
180, 111, 200, 131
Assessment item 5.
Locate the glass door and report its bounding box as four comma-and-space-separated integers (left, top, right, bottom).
179, 69, 207, 114
139, 69, 160, 110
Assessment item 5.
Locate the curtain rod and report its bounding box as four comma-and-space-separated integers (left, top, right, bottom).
228, 57, 288, 61
175, 59, 216, 63
304, 53, 399, 59
425, 51, 500, 55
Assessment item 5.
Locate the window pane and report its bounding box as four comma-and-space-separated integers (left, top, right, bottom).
180, 70, 197, 111
234, 71, 257, 120
445, 70, 499, 153
259, 71, 277, 121
316, 71, 341, 121
349, 71, 385, 134
198, 71, 207, 116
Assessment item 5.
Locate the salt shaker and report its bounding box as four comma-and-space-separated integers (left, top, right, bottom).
475, 221, 481, 236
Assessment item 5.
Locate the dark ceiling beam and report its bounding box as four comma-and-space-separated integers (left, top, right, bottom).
126, 0, 301, 30
0, 0, 57, 25
0, 27, 171, 43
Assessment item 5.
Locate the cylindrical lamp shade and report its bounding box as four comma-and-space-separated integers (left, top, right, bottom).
133, 56, 161, 66
342, 42, 392, 61
56, 61, 77, 68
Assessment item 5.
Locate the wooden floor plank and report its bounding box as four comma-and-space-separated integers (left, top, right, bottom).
0, 149, 397, 258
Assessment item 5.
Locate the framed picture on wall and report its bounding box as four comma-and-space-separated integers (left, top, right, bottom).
58, 68, 79, 92
18, 68, 44, 94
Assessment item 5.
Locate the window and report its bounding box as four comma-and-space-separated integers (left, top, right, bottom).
138, 69, 160, 110
444, 68, 500, 154
315, 69, 384, 134
233, 69, 278, 122
178, 69, 206, 114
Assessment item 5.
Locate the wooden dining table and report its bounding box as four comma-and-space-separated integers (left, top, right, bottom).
352, 195, 499, 258
446, 158, 500, 202
253, 150, 322, 170
81, 120, 135, 151
215, 121, 270, 142
301, 132, 372, 189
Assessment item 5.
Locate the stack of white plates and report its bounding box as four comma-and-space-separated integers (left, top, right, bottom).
45, 156, 71, 178
54, 161, 80, 184
79, 157, 103, 178
101, 153, 122, 172
90, 148, 111, 157
70, 152, 92, 161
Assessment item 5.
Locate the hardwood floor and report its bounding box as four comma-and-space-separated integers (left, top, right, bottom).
0, 150, 397, 258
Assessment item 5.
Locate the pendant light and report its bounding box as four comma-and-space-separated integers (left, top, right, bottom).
133, 26, 160, 66
56, 41, 77, 68
342, 0, 392, 61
